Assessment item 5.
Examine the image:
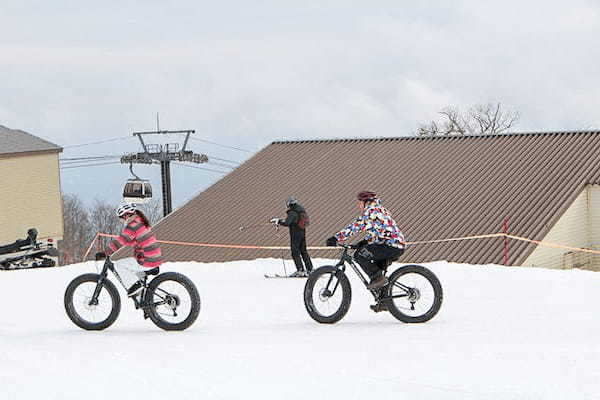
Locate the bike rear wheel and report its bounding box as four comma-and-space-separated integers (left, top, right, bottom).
303, 266, 352, 324
385, 265, 443, 323
144, 272, 201, 331
64, 273, 121, 331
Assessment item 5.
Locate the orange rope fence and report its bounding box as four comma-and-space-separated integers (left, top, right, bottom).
81, 232, 600, 262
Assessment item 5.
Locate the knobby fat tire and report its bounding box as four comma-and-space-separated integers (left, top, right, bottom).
303, 266, 352, 324
64, 273, 121, 331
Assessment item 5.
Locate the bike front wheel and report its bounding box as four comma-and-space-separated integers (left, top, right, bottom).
303, 266, 352, 324
385, 265, 443, 323
64, 273, 121, 331
144, 272, 201, 331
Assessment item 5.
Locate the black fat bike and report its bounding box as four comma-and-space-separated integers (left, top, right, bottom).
64, 256, 201, 331
304, 243, 443, 324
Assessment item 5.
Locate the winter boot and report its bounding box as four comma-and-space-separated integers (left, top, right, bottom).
289, 270, 307, 278
370, 302, 389, 313
366, 274, 389, 290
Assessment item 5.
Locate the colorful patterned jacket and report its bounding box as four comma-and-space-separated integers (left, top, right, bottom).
106, 214, 163, 268
335, 199, 405, 248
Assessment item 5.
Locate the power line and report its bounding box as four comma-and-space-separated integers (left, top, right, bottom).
207, 161, 236, 169
187, 136, 254, 153
60, 161, 121, 170
206, 155, 242, 165
62, 136, 135, 149
173, 162, 229, 174
60, 155, 121, 162
60, 155, 122, 165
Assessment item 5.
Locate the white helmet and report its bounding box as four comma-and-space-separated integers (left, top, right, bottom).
116, 203, 138, 218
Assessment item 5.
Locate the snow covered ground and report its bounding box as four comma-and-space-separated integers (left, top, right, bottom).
1, 258, 598, 400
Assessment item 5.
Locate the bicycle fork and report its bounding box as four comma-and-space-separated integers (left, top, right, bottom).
89, 261, 113, 306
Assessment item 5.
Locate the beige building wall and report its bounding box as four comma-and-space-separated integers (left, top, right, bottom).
0, 151, 63, 244
586, 185, 600, 268
522, 185, 600, 271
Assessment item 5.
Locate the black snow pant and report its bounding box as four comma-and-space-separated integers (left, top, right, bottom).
353, 243, 404, 279
290, 230, 313, 272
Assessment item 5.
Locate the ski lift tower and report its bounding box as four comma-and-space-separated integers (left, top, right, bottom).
120, 130, 208, 217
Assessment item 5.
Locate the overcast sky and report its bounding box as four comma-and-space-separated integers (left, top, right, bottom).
2, 1, 599, 207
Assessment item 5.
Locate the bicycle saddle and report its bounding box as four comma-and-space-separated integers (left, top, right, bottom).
380, 258, 399, 268
144, 267, 160, 276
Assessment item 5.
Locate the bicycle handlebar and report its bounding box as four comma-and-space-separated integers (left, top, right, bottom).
335, 242, 359, 250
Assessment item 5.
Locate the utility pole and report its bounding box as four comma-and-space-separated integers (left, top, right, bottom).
121, 129, 208, 217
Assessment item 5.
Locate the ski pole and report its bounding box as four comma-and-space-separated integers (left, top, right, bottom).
238, 222, 274, 232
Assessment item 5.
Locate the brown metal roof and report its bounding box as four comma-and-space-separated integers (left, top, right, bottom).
132, 131, 600, 265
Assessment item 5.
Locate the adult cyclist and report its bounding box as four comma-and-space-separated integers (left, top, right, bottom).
326, 191, 405, 290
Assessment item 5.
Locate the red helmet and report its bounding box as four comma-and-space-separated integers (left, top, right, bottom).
357, 191, 377, 202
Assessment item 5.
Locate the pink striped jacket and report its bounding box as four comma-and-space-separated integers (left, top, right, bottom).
107, 215, 163, 268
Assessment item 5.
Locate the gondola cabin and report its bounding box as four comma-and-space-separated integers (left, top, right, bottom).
123, 179, 152, 203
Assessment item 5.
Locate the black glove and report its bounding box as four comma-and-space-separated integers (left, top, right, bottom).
326, 236, 338, 247
95, 251, 107, 261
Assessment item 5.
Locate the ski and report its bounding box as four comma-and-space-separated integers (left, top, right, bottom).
264, 274, 307, 279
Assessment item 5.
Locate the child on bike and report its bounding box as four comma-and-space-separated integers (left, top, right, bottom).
101, 203, 163, 297
326, 191, 405, 290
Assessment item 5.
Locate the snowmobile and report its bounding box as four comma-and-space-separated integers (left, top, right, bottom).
0, 228, 59, 271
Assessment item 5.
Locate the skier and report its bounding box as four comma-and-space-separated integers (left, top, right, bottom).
326, 191, 405, 290
271, 196, 313, 277
98, 203, 163, 297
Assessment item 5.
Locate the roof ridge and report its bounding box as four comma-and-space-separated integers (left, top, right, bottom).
271, 129, 600, 145
0, 125, 62, 155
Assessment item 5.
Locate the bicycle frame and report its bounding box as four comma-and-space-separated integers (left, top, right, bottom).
89, 257, 170, 312
89, 257, 129, 305
328, 244, 413, 303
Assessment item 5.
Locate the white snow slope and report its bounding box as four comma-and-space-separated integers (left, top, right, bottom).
1, 258, 598, 400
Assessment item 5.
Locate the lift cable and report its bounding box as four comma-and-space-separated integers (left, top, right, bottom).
60, 155, 121, 162
62, 136, 136, 149
185, 136, 255, 153
207, 161, 236, 169
206, 155, 243, 165
60, 161, 122, 170
172, 162, 229, 174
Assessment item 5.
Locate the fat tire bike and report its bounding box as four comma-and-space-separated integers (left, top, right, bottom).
64, 256, 201, 331
304, 243, 443, 324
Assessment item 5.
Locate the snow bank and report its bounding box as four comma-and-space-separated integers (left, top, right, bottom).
1, 258, 598, 399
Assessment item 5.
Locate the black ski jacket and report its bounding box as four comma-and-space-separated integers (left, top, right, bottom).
279, 204, 309, 233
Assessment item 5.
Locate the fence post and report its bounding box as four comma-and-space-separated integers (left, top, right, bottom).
503, 218, 509, 266
82, 233, 99, 262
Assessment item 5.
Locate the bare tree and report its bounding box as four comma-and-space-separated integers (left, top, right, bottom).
89, 198, 122, 251
59, 194, 93, 264
417, 102, 519, 136
140, 197, 164, 226
468, 103, 520, 135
